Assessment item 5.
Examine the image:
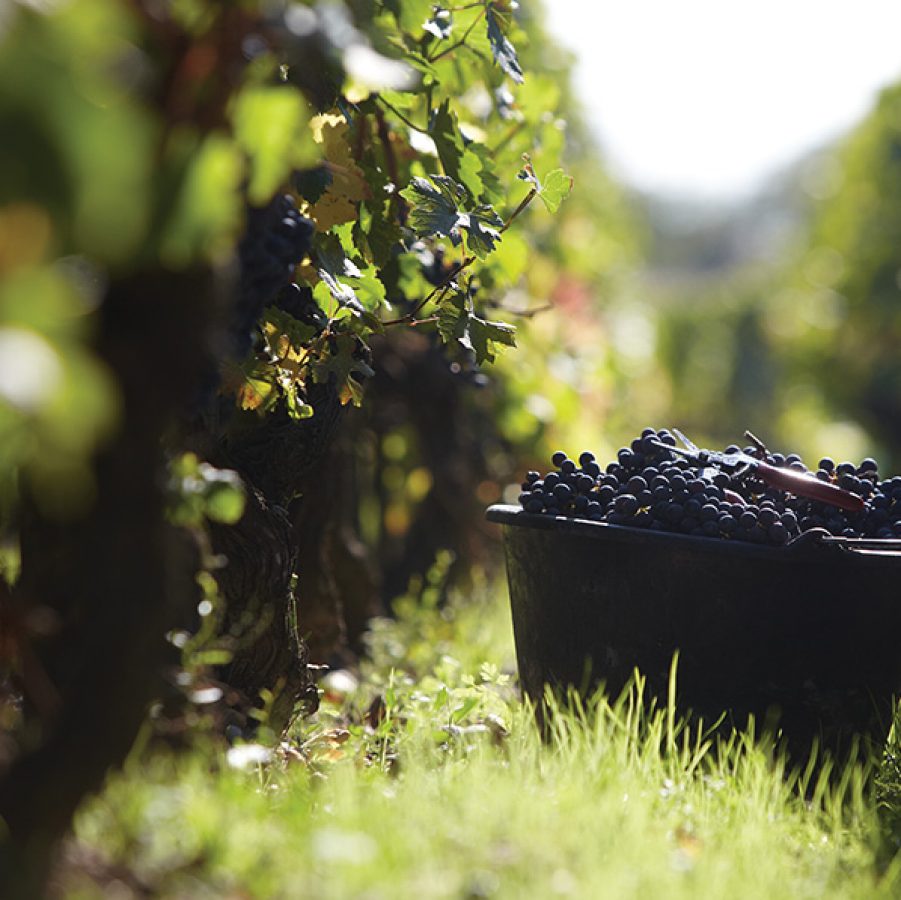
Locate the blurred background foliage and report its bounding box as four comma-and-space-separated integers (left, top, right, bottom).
638, 78, 901, 472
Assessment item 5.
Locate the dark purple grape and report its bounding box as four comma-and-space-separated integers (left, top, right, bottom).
739, 511, 757, 529
626, 475, 648, 494
236, 194, 314, 357
664, 502, 683, 523
617, 449, 635, 468
718, 514, 737, 535
758, 508, 778, 527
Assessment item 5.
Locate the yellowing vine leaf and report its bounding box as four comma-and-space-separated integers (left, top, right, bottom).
307, 114, 369, 229
237, 376, 276, 412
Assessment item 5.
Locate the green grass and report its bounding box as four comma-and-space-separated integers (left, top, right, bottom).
60, 571, 901, 898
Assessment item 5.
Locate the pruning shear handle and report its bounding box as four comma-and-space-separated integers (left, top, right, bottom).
650, 437, 865, 513
749, 459, 864, 513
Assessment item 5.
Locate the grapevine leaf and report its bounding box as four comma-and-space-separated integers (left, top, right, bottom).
469, 144, 503, 201
468, 313, 517, 363
457, 149, 485, 200
537, 168, 573, 214
437, 292, 516, 365
238, 376, 277, 413
315, 233, 387, 313
293, 166, 333, 205
351, 267, 388, 312
431, 100, 465, 185
393, 0, 439, 34
357, 200, 402, 269
517, 163, 573, 213
318, 268, 359, 308
400, 175, 465, 244
423, 8, 453, 40
437, 290, 468, 345
307, 114, 369, 229
285, 388, 314, 420
262, 307, 318, 349
485, 6, 524, 85
457, 205, 503, 259
312, 333, 375, 406
221, 358, 280, 413
400, 175, 502, 258
431, 100, 484, 199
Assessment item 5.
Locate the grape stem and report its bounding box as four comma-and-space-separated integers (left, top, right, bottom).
744, 430, 770, 459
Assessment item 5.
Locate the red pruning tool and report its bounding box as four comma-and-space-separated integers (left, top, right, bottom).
649, 430, 866, 513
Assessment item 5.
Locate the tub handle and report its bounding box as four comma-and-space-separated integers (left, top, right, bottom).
787, 527, 901, 557
817, 535, 901, 556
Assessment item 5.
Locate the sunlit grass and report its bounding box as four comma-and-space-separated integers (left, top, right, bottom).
63, 576, 901, 899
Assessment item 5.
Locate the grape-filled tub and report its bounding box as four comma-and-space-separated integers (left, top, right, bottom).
487, 503, 901, 760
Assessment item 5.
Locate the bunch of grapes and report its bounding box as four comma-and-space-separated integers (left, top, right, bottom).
234, 193, 315, 357
517, 427, 901, 547
275, 282, 328, 332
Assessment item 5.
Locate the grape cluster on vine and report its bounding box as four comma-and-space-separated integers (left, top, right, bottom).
235, 193, 315, 357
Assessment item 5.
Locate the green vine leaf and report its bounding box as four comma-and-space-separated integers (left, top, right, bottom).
536, 168, 573, 213
284, 389, 314, 421
486, 6, 524, 85
431, 99, 484, 199
262, 307, 319, 349
518, 163, 573, 213
437, 291, 516, 365
316, 233, 387, 313
312, 333, 376, 406
457, 205, 504, 258
400, 175, 503, 259
400, 175, 464, 241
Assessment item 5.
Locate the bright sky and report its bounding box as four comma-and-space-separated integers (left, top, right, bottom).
544, 1, 901, 200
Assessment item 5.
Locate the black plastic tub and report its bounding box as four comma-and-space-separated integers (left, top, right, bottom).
487, 503, 901, 759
